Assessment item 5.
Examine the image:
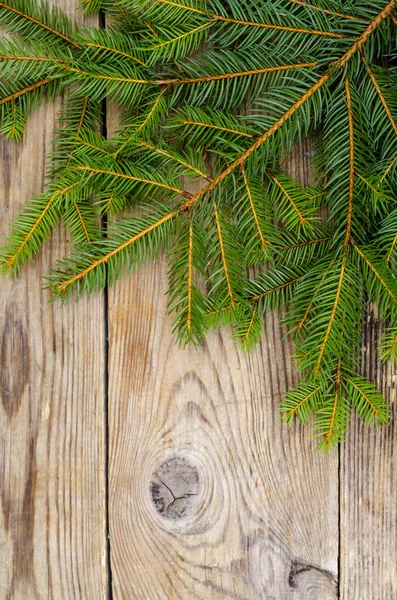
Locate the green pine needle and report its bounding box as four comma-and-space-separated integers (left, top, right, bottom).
1, 0, 397, 450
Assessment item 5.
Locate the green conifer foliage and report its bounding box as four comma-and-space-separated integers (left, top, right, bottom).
1, 0, 397, 449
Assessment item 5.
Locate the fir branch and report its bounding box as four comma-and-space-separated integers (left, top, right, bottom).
380, 327, 397, 364
50, 208, 177, 297
342, 375, 390, 424
151, 20, 213, 58
386, 233, 397, 264
0, 76, 55, 106
250, 275, 303, 302
1, 181, 79, 272
68, 66, 148, 85
113, 92, 165, 157
240, 164, 267, 252
79, 139, 110, 154
336, 0, 396, 68
156, 62, 318, 85
187, 219, 193, 333
175, 114, 255, 139
344, 75, 354, 251
138, 140, 212, 181
353, 243, 397, 308
72, 201, 91, 242
380, 154, 397, 182
0, 0, 81, 48
111, 0, 132, 24
155, 0, 348, 38
278, 236, 330, 256
267, 171, 306, 226
0, 54, 66, 64
242, 301, 258, 342
213, 201, 236, 310
65, 97, 90, 168
377, 208, 397, 263
167, 214, 207, 345
2, 0, 397, 449
355, 171, 380, 196
313, 363, 353, 450
81, 40, 146, 67
287, 0, 365, 21
314, 259, 346, 376
281, 383, 321, 426
364, 60, 397, 137
73, 165, 188, 196
324, 367, 342, 445
296, 259, 334, 331
181, 72, 330, 212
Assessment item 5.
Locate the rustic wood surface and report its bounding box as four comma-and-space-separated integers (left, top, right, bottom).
0, 2, 396, 598
0, 2, 107, 599
340, 314, 397, 600
107, 255, 339, 600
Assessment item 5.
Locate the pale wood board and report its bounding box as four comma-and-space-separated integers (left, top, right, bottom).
0, 2, 107, 599
1, 0, 397, 597
340, 314, 397, 599
107, 138, 339, 599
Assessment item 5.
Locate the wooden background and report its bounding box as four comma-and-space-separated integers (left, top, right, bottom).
0, 1, 396, 598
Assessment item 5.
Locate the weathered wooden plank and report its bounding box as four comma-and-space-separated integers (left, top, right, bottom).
0, 3, 107, 598
107, 141, 339, 598
340, 315, 397, 600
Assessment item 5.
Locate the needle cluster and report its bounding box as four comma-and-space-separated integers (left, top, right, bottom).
1, 0, 397, 449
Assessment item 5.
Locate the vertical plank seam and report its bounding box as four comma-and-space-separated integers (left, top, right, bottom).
98, 7, 113, 600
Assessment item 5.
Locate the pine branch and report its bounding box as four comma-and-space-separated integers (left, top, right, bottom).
287, 0, 366, 21
1, 182, 79, 273
342, 375, 390, 425
353, 243, 397, 319
314, 258, 346, 376
155, 0, 348, 38
0, 0, 81, 48
77, 28, 146, 66
281, 382, 321, 426
167, 215, 207, 345
113, 92, 166, 156
336, 0, 396, 68
240, 164, 268, 261
381, 154, 397, 182
363, 60, 397, 137
138, 140, 212, 181
0, 77, 54, 106
181, 72, 330, 212
157, 62, 318, 86
344, 75, 354, 251
48, 207, 177, 299
212, 201, 238, 310
1, 0, 397, 449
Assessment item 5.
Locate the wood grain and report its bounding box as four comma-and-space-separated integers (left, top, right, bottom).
340, 313, 397, 599
1, 2, 396, 596
0, 3, 107, 599
107, 140, 339, 598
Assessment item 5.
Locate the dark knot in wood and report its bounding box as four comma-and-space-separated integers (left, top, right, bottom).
0, 305, 30, 420
150, 456, 201, 520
